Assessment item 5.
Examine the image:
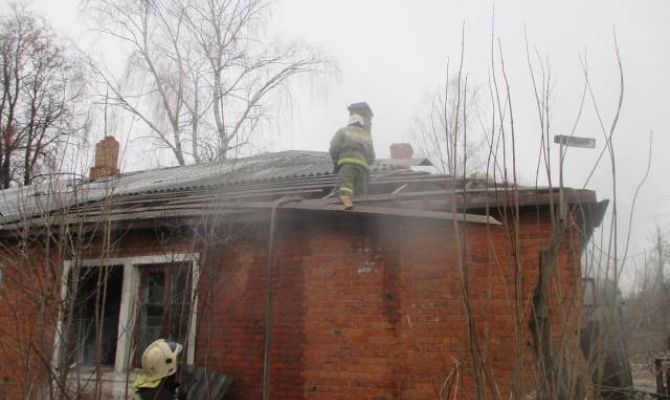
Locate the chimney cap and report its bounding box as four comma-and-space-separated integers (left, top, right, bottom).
390, 143, 414, 160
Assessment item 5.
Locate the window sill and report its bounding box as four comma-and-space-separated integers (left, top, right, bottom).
65, 367, 140, 399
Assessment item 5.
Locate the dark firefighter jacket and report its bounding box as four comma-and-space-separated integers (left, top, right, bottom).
133, 375, 185, 400
329, 124, 375, 170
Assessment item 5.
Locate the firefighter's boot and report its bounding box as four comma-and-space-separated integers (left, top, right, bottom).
340, 194, 354, 210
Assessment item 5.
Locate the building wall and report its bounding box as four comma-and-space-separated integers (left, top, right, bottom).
0, 209, 585, 399
197, 210, 585, 399
0, 228, 198, 400
0, 241, 62, 400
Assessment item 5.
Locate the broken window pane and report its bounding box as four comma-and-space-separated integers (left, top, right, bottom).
66, 265, 124, 366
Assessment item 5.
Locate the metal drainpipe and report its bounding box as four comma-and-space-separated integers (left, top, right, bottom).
262, 196, 300, 400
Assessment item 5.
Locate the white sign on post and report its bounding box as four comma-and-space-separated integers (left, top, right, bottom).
553, 135, 596, 149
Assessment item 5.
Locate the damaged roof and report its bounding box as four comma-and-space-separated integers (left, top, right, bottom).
0, 151, 421, 224
0, 150, 605, 231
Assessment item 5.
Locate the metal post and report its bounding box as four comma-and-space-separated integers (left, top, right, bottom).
559, 141, 565, 221
656, 358, 666, 397
262, 196, 300, 400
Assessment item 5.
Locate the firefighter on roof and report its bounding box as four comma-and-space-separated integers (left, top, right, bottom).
329, 102, 375, 209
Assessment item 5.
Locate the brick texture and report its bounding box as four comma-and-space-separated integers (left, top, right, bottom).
90, 136, 120, 180
0, 208, 586, 399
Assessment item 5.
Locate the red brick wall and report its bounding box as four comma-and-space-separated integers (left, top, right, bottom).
196, 210, 585, 399
90, 136, 120, 180
0, 242, 62, 399
0, 209, 585, 399
0, 229, 197, 399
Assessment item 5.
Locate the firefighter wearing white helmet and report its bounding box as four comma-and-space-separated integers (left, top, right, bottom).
132, 339, 184, 400
329, 102, 376, 209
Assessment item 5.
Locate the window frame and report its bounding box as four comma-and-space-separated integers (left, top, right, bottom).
134, 262, 194, 367
67, 263, 125, 368
52, 253, 200, 378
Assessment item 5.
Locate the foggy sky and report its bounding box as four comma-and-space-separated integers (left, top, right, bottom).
19, 0, 670, 282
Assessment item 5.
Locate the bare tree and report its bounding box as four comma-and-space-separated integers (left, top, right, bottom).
0, 4, 87, 188
86, 0, 334, 166
413, 76, 486, 177
623, 228, 670, 358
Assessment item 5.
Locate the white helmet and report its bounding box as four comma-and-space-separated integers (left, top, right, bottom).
140, 339, 183, 381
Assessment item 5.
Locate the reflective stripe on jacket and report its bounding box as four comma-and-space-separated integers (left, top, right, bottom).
133, 375, 163, 391
329, 124, 375, 170
133, 375, 180, 400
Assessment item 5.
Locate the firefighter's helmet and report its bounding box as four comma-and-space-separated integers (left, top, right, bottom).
347, 102, 374, 118
140, 339, 183, 381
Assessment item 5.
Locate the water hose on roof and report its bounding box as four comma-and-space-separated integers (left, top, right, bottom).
262, 196, 301, 400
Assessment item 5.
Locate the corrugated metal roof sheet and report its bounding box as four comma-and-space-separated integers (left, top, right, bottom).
98, 150, 405, 196
0, 149, 605, 230
0, 150, 401, 224
116, 151, 337, 195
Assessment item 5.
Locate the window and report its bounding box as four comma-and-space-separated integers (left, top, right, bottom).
67, 265, 124, 366
136, 263, 192, 366
53, 254, 200, 379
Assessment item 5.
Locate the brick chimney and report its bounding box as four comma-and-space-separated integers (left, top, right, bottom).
390, 143, 414, 160
90, 136, 120, 180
